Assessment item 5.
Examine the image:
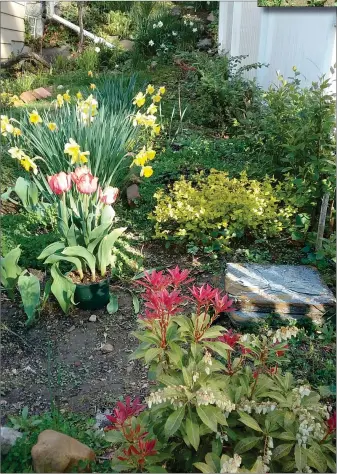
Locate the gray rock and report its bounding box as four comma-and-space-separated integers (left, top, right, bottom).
225, 263, 336, 318
119, 40, 134, 51
197, 38, 213, 50
0, 427, 22, 456
88, 315, 97, 322
101, 343, 113, 354
207, 12, 216, 22
94, 410, 112, 430
42, 46, 72, 64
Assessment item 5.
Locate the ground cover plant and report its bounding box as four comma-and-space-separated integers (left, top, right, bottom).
0, 1, 336, 472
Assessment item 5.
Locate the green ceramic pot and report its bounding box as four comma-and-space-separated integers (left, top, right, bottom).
74, 278, 110, 310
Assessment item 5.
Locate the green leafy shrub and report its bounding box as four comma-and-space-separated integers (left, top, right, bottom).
102, 268, 336, 473
1, 209, 59, 270
151, 170, 297, 250
96, 10, 132, 39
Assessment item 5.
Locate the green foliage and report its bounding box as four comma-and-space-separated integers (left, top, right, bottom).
96, 10, 132, 39
151, 170, 297, 251
2, 408, 110, 474
0, 246, 22, 299
1, 209, 59, 270
17, 271, 41, 325
75, 47, 100, 73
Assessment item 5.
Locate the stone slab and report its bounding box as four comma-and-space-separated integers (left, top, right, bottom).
34, 87, 51, 99
20, 91, 36, 103
225, 263, 335, 317
229, 310, 322, 326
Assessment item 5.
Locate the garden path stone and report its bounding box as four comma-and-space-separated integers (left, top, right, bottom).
225, 263, 335, 323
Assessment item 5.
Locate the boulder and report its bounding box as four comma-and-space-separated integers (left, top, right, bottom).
119, 39, 134, 51
0, 427, 22, 456
31, 430, 95, 473
197, 38, 213, 50
126, 184, 140, 206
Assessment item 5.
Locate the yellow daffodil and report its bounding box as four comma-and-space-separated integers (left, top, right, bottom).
76, 91, 83, 100
152, 94, 161, 103
90, 83, 96, 90
56, 94, 64, 108
146, 84, 155, 95
88, 70, 93, 77
153, 125, 161, 135
47, 122, 57, 132
159, 86, 166, 95
63, 90, 71, 102
20, 155, 38, 175
29, 110, 42, 125
13, 127, 22, 136
1, 115, 14, 136
64, 138, 81, 162
133, 147, 148, 167
147, 103, 158, 115
8, 146, 26, 160
79, 151, 90, 164
133, 92, 146, 108
147, 148, 156, 160
141, 166, 153, 178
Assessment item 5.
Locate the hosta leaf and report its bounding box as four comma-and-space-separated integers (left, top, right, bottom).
38, 241, 65, 260
235, 436, 261, 454
272, 443, 294, 460
185, 410, 200, 450
164, 406, 185, 438
238, 411, 263, 432
196, 405, 218, 432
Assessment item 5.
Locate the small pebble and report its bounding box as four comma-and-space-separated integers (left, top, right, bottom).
101, 343, 113, 354
89, 315, 97, 322
67, 325, 76, 333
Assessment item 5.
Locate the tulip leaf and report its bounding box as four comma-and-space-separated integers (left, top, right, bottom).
0, 245, 22, 297
62, 246, 96, 279
17, 272, 41, 325
44, 254, 84, 279
98, 227, 126, 277
50, 263, 75, 313
38, 241, 65, 261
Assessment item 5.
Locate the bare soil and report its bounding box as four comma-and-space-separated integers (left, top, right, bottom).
1, 242, 224, 422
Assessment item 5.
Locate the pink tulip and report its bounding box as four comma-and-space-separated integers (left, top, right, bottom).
71, 165, 90, 184
47, 172, 72, 195
100, 186, 119, 205
76, 172, 98, 194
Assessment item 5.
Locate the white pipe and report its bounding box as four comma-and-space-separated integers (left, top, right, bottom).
51, 13, 115, 49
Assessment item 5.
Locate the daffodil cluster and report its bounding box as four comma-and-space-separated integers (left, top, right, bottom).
1, 115, 21, 137
131, 84, 166, 178
8, 146, 40, 175
0, 92, 24, 108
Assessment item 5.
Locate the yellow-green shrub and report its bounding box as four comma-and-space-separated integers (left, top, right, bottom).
151, 170, 296, 249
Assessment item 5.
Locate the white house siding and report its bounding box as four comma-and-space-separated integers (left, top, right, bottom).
0, 1, 26, 61
218, 1, 336, 92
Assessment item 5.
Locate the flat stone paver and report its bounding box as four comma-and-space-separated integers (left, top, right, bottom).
225, 263, 335, 318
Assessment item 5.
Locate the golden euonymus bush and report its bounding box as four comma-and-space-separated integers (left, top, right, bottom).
151, 170, 297, 249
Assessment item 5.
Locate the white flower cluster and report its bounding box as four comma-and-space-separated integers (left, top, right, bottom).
203, 350, 213, 375
239, 333, 259, 346
220, 454, 242, 474
147, 386, 185, 408
262, 437, 273, 472
196, 389, 235, 413
296, 409, 325, 447
240, 400, 277, 415
269, 326, 299, 343
153, 21, 163, 29
192, 372, 200, 383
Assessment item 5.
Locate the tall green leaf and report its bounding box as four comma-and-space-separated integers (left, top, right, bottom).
164, 406, 185, 438
185, 410, 200, 450
17, 272, 41, 324
44, 254, 84, 279
38, 241, 65, 261
97, 227, 126, 276
62, 246, 96, 279
50, 264, 76, 313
